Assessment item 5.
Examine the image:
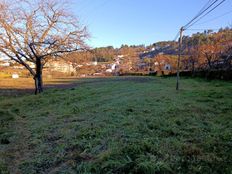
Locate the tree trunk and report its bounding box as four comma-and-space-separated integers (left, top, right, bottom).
34, 57, 43, 95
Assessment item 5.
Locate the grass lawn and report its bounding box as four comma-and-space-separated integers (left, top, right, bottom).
0, 76, 232, 174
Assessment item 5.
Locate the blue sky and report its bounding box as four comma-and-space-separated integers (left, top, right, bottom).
71, 0, 232, 48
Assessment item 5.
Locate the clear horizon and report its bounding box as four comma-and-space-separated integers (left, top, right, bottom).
72, 0, 232, 48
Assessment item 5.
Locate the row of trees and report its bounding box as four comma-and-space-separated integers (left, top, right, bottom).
182, 28, 232, 75
66, 45, 146, 63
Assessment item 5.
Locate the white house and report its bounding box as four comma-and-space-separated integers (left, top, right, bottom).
45, 60, 75, 73
86, 61, 98, 66
117, 55, 125, 58
106, 69, 113, 73
0, 61, 10, 67
12, 73, 19, 79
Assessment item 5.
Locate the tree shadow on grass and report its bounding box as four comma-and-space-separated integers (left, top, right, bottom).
0, 76, 157, 96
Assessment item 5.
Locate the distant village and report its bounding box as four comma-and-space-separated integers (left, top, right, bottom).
0, 45, 174, 79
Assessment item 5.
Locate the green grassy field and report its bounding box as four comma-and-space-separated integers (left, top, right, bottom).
0, 77, 232, 174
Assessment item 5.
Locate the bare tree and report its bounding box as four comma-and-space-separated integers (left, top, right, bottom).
0, 0, 89, 94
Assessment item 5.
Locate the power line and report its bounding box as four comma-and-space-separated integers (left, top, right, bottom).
186, 28, 221, 31
183, 0, 220, 29
173, 31, 180, 41
194, 9, 232, 26
185, 0, 227, 29
173, 0, 222, 41
194, 0, 215, 21
173, 0, 220, 41
174, 0, 228, 91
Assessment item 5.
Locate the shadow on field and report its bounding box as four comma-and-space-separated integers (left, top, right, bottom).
0, 76, 156, 96
0, 89, 33, 96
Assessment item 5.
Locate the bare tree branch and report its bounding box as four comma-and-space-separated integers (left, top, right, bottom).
0, 0, 89, 94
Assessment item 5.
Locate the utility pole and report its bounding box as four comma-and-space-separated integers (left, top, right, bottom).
176, 27, 184, 90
